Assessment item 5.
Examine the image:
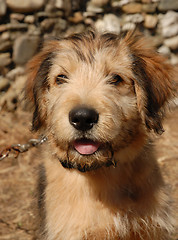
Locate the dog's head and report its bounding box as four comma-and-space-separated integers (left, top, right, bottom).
26, 30, 175, 172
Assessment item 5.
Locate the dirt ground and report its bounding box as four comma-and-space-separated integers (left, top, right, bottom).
0, 105, 178, 239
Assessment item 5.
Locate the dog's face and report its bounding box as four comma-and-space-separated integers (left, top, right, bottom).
26, 31, 174, 172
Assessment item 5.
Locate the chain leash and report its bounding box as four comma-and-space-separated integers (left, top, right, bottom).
0, 135, 47, 161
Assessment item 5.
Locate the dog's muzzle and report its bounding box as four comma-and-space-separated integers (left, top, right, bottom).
56, 106, 117, 172
68, 106, 100, 155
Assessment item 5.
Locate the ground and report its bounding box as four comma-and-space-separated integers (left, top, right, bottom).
0, 106, 178, 240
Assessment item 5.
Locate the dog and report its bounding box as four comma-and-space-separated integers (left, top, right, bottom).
26, 30, 175, 240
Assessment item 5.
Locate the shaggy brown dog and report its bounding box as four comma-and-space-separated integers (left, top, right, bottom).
26, 30, 175, 240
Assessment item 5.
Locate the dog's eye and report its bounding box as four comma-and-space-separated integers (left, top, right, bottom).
56, 74, 68, 85
109, 75, 124, 86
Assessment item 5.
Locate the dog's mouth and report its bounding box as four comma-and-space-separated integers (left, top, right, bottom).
73, 138, 101, 155
55, 138, 116, 172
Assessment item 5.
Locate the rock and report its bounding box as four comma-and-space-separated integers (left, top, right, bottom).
83, 11, 96, 18
53, 18, 67, 32
158, 0, 178, 11
91, 0, 109, 7
95, 14, 121, 33
158, 45, 171, 57
45, 3, 55, 13
160, 11, 178, 38
6, 66, 25, 80
10, 23, 28, 31
124, 14, 144, 23
84, 17, 94, 25
0, 75, 27, 111
28, 25, 41, 36
13, 35, 40, 65
9, 32, 22, 42
122, 22, 136, 31
41, 19, 56, 32
24, 15, 35, 24
36, 11, 51, 19
61, 0, 84, 15
10, 13, 25, 22
144, 15, 158, 29
6, 0, 45, 13
142, 3, 157, 13
0, 0, 6, 17
0, 23, 28, 32
68, 0, 83, 12
170, 53, 178, 65
0, 77, 10, 92
160, 11, 178, 27
55, 0, 64, 9
162, 24, 178, 38
0, 53, 11, 67
0, 40, 12, 52
62, 0, 72, 16
87, 3, 104, 13
65, 24, 85, 36
122, 3, 142, 13
112, 0, 133, 8
69, 12, 84, 24
1, 32, 10, 41
0, 90, 18, 111
164, 36, 178, 50
141, 0, 152, 3
36, 11, 63, 20
0, 25, 7, 32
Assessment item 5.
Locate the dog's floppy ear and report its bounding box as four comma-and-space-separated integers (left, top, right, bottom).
26, 40, 59, 131
125, 32, 175, 134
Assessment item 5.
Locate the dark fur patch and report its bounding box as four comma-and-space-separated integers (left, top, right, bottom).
37, 164, 47, 235
100, 33, 119, 47
66, 30, 96, 43
132, 54, 164, 134
32, 53, 54, 131
64, 31, 97, 64
74, 46, 88, 62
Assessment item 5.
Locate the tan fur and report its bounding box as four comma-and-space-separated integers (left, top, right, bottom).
26, 31, 175, 239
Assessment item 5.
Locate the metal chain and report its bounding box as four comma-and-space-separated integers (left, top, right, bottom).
0, 135, 47, 161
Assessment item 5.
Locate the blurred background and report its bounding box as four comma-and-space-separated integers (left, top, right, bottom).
0, 0, 178, 239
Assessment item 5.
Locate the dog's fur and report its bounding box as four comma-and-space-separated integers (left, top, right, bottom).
26, 30, 175, 240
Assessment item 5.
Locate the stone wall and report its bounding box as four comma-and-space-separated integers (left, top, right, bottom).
0, 0, 178, 109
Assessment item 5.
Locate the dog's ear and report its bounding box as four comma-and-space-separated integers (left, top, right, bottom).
125, 32, 175, 134
26, 40, 59, 131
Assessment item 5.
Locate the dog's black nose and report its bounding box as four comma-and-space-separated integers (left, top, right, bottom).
69, 106, 99, 131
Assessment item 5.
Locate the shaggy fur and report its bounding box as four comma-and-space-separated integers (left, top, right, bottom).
26, 30, 175, 240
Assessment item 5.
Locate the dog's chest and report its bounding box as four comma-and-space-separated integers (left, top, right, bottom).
45, 195, 119, 240
44, 163, 124, 240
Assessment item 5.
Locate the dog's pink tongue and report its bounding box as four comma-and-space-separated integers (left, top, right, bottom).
74, 139, 100, 155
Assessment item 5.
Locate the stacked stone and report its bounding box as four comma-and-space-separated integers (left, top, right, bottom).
0, 0, 178, 109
